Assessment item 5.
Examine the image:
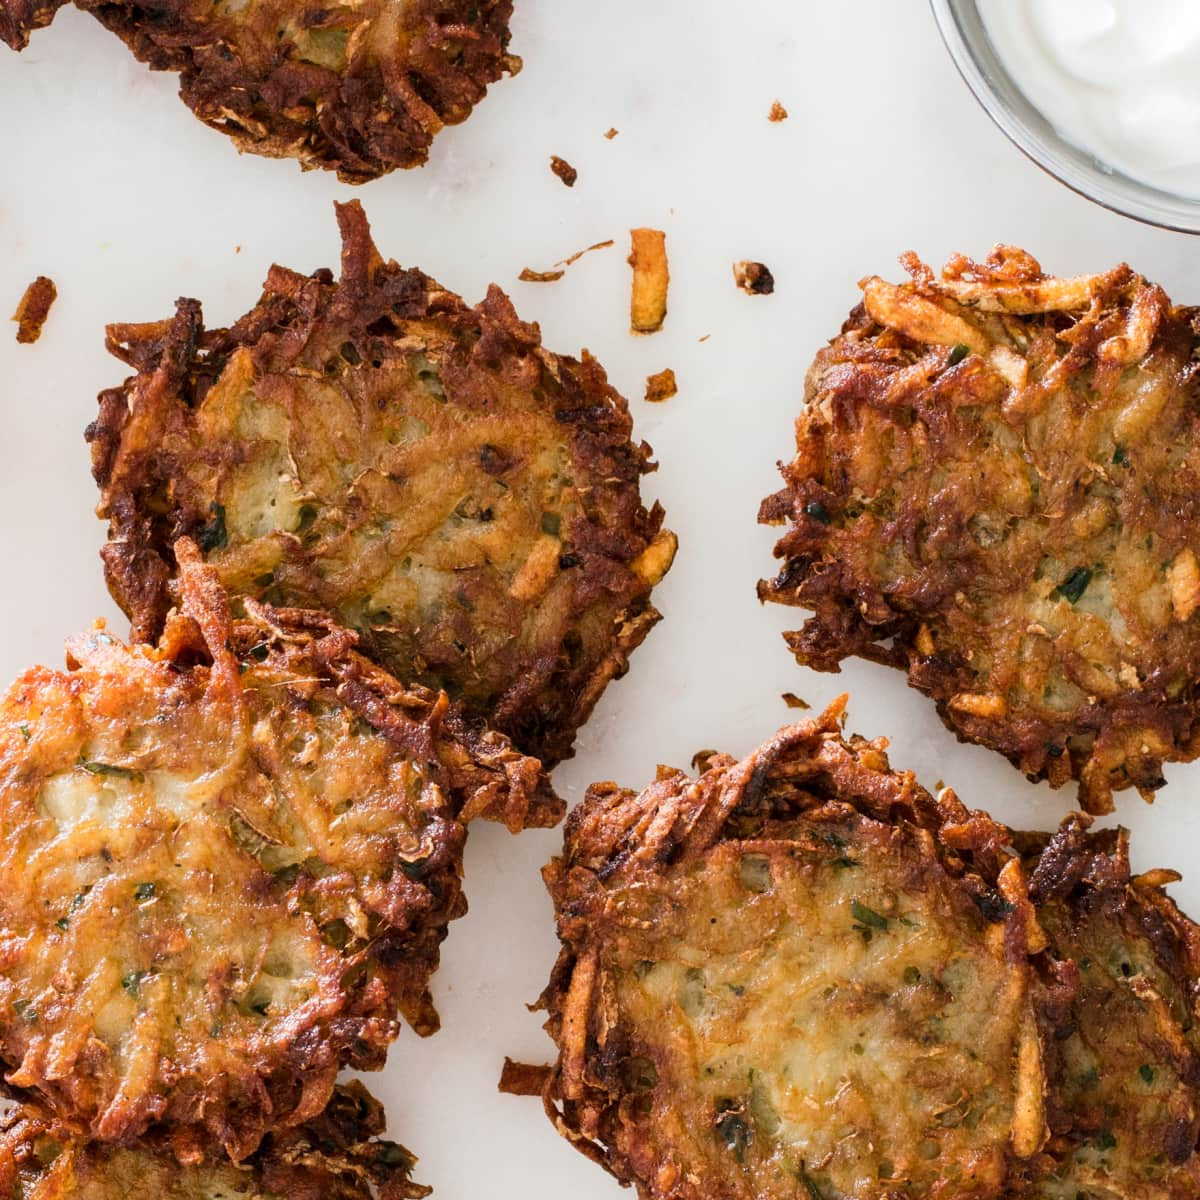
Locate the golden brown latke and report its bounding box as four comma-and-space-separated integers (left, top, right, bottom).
1021, 816, 1200, 1199
528, 704, 1053, 1199
90, 200, 675, 766
760, 247, 1200, 814
520, 710, 1200, 1198
0, 1081, 428, 1200
4, 0, 517, 180
0, 538, 557, 1158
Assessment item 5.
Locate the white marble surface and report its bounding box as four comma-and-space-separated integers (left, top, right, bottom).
3, 2, 1200, 1194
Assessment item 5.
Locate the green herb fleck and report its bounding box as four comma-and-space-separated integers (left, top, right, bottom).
122, 972, 145, 997
850, 899, 889, 931
18, 724, 30, 743
197, 503, 228, 553
1139, 1064, 1155, 1085
377, 1142, 414, 1169
902, 966, 922, 985
13, 1000, 36, 1024
829, 855, 859, 870
55, 917, 69, 931
715, 1103, 751, 1163
134, 882, 156, 903
1079, 1066, 1100, 1090
1113, 445, 1129, 466
540, 512, 562, 536
798, 1164, 824, 1200
727, 983, 745, 997
1055, 566, 1093, 605
1095, 1131, 1117, 1151
948, 343, 970, 367
79, 760, 139, 778
803, 501, 831, 525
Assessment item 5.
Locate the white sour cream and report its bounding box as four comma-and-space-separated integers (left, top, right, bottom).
979, 0, 1200, 199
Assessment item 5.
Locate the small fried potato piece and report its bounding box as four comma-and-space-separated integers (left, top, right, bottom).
535, 706, 1050, 1199
12, 277, 56, 345
629, 228, 669, 333
760, 246, 1200, 813
74, 0, 518, 182
644, 368, 677, 403
0, 540, 557, 1156
0, 1081, 428, 1199
1021, 816, 1200, 1198
90, 200, 673, 766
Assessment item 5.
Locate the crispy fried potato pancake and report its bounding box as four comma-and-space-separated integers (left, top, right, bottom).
0, 1081, 428, 1199
90, 200, 674, 766
1022, 816, 1200, 1199
32, 0, 516, 181
0, 539, 557, 1156
533, 705, 1051, 1199
759, 247, 1200, 814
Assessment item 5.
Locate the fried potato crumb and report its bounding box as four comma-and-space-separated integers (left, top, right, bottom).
768, 100, 788, 122
519, 239, 614, 285
604, 127, 619, 139
629, 228, 669, 334
12, 275, 56, 344
733, 260, 775, 295
550, 155, 578, 187
644, 368, 677, 403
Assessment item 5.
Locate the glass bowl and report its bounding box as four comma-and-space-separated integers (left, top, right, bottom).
930, 0, 1200, 233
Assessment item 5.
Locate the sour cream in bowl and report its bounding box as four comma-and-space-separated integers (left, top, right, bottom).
931, 0, 1200, 231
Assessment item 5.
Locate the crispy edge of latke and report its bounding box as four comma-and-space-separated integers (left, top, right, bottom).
1016, 814, 1200, 1192
0, 1081, 430, 1200
88, 199, 673, 767
529, 700, 1051, 1192
0, 0, 66, 50
80, 0, 519, 182
757, 247, 1200, 815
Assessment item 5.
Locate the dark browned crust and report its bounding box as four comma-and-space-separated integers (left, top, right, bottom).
89, 200, 673, 766
0, 1081, 429, 1199
12, 277, 56, 344
0, 539, 558, 1156
73, 0, 518, 182
533, 704, 1049, 1199
0, 0, 65, 49
1019, 815, 1200, 1197
760, 247, 1200, 814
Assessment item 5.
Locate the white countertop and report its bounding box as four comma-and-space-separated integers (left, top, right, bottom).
4, 2, 1200, 1194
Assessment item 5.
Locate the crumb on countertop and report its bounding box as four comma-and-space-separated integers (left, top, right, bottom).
644, 368, 678, 404
519, 239, 614, 284
733, 260, 775, 295
782, 692, 811, 710
629, 228, 669, 334
550, 155, 578, 187
604, 128, 619, 140
768, 100, 789, 122
12, 276, 57, 344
